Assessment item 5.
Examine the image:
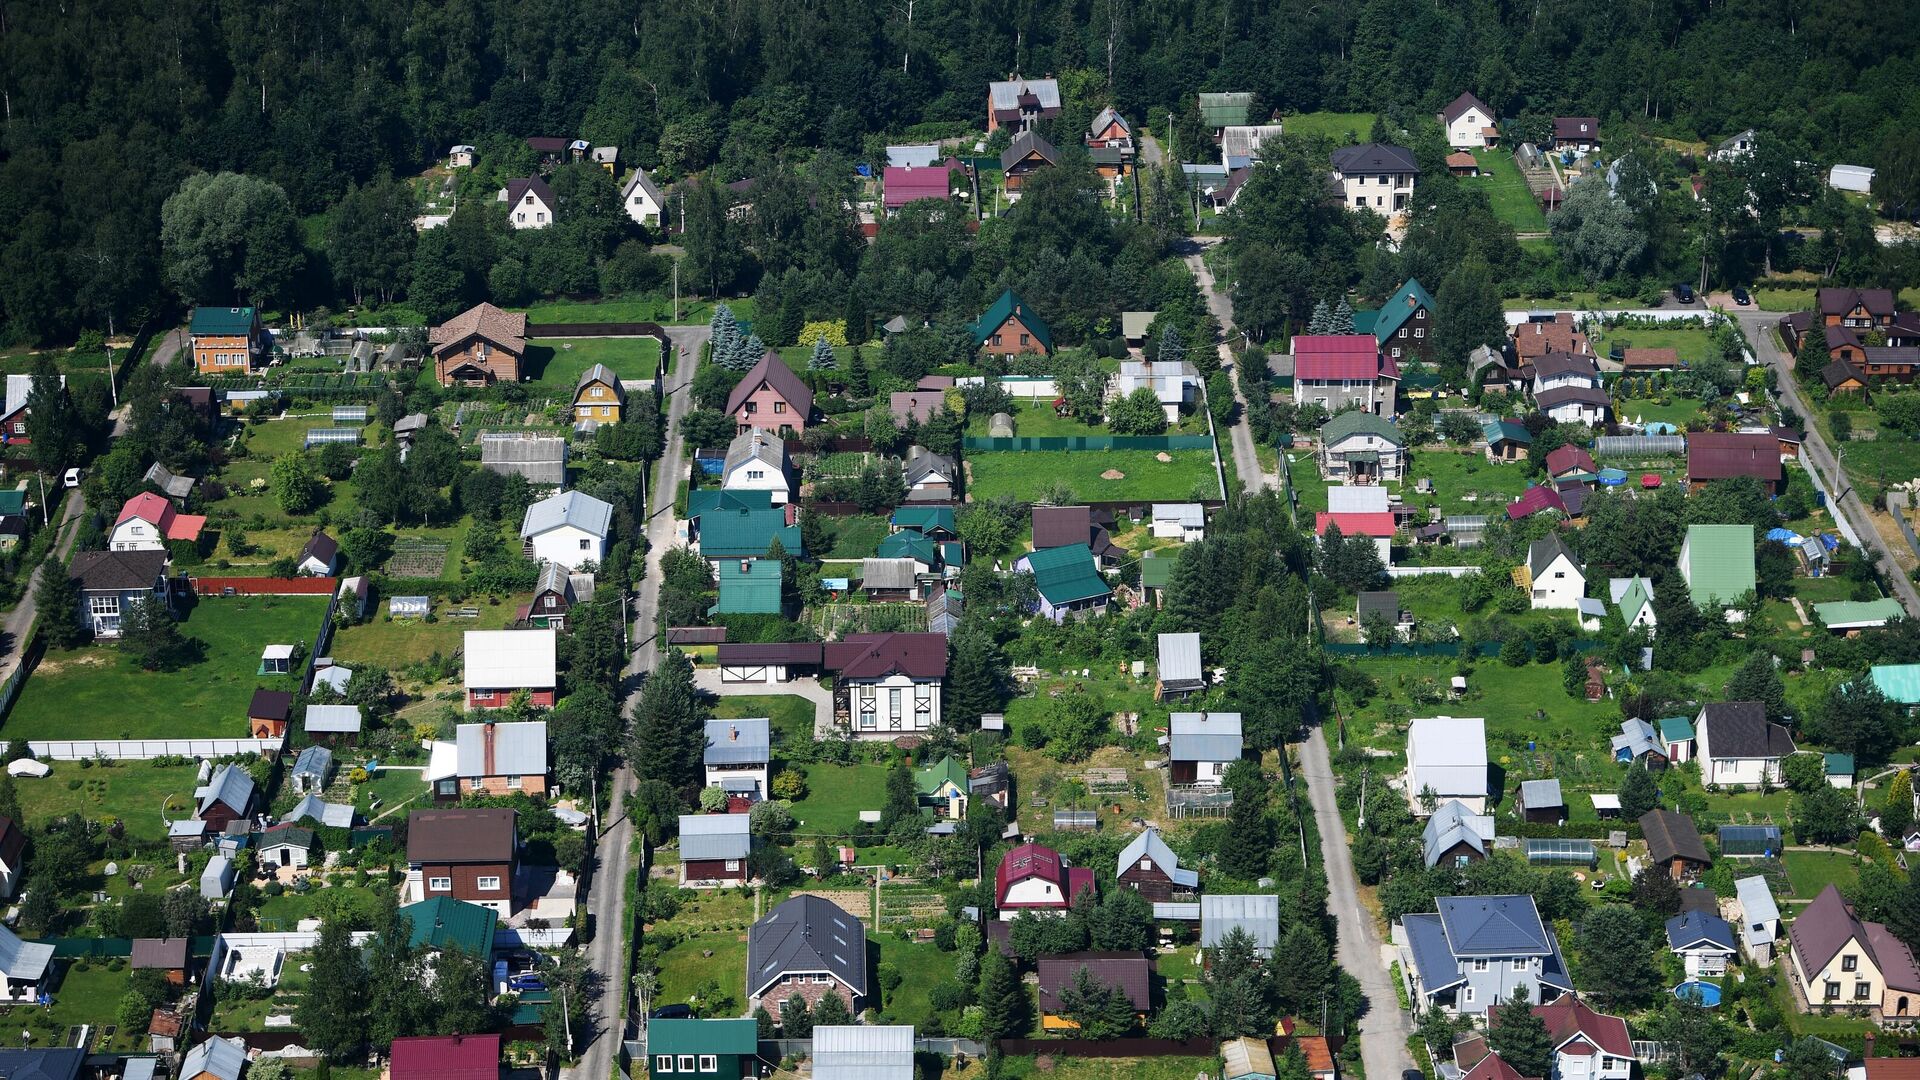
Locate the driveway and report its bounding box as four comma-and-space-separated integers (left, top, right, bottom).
149, 327, 186, 367
0, 488, 87, 683
691, 669, 835, 736
1182, 239, 1268, 494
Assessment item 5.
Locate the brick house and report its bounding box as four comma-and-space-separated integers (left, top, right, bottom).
454, 720, 549, 796
725, 352, 814, 436
746, 894, 869, 1011
972, 289, 1052, 357
190, 307, 270, 375
430, 303, 529, 386
406, 808, 519, 917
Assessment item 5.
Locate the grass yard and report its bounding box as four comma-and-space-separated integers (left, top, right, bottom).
651, 932, 748, 1012
326, 597, 526, 667
967, 449, 1219, 503
787, 763, 889, 835
1587, 324, 1720, 366
6, 596, 326, 741
1283, 112, 1376, 143
353, 765, 427, 818
256, 882, 391, 931
241, 415, 372, 459
711, 695, 820, 750
1406, 449, 1533, 515
998, 1057, 1219, 1080
8, 960, 145, 1052
1791, 574, 1863, 605
1612, 395, 1710, 428
13, 760, 202, 842
525, 295, 750, 327
1467, 150, 1548, 234
209, 957, 313, 1032
1282, 452, 1332, 514
967, 400, 1108, 438
873, 937, 955, 1027
821, 514, 893, 559
522, 338, 662, 390
1783, 849, 1864, 899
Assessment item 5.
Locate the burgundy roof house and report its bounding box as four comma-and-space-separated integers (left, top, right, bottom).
725, 353, 814, 436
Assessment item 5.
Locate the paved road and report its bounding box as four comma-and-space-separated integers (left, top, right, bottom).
1186, 247, 1413, 1080
1733, 309, 1920, 617
1181, 240, 1267, 493
149, 327, 186, 367
0, 489, 87, 684
570, 323, 706, 1080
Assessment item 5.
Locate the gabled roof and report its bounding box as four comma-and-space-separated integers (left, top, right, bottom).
504, 175, 555, 210
1640, 809, 1711, 865
699, 507, 804, 558
724, 428, 787, 479
1200, 893, 1281, 949
575, 363, 628, 404
117, 491, 205, 541
1612, 718, 1659, 760
891, 505, 956, 536
705, 717, 771, 765
886, 144, 944, 169
1534, 385, 1609, 412
973, 289, 1052, 351
390, 1033, 502, 1080
180, 1038, 247, 1080
1168, 711, 1241, 762
196, 763, 255, 818
1000, 130, 1059, 172
1329, 486, 1392, 514
1088, 107, 1130, 138
1035, 952, 1152, 1013
305, 704, 363, 733
1519, 779, 1563, 808
1530, 997, 1632, 1059
1699, 701, 1794, 759
429, 302, 528, 358
747, 894, 869, 997
1315, 512, 1395, 539
875, 531, 935, 565
521, 489, 614, 540
248, 688, 292, 721
1117, 828, 1198, 887
1687, 433, 1780, 483
300, 528, 339, 568
1871, 664, 1920, 705
1528, 533, 1581, 577
861, 558, 920, 591
1295, 336, 1385, 382
1368, 280, 1436, 344
1506, 485, 1565, 520
1544, 444, 1598, 476
401, 897, 497, 956
1552, 117, 1600, 141
884, 161, 963, 209
680, 813, 752, 860
903, 450, 956, 488
621, 168, 663, 206
190, 307, 259, 336
1791, 885, 1866, 975
1319, 409, 1403, 445
725, 352, 814, 418
1482, 419, 1531, 445
996, 842, 1094, 908
1442, 92, 1493, 124
1681, 524, 1757, 605
822, 632, 947, 679
288, 793, 356, 828
1436, 894, 1552, 955
456, 720, 549, 777
130, 937, 190, 971
1197, 92, 1253, 128
647, 1019, 758, 1058
481, 433, 567, 484
988, 76, 1061, 112
1331, 143, 1419, 176
1157, 633, 1203, 686
463, 629, 558, 690
1020, 543, 1111, 605
1818, 287, 1896, 319
1423, 800, 1494, 866
1735, 877, 1779, 942
915, 755, 968, 797
1666, 910, 1736, 952
259, 823, 316, 850
144, 462, 197, 499
407, 808, 517, 864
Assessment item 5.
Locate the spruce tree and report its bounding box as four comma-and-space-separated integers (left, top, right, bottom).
1307, 300, 1333, 335
809, 337, 836, 370
977, 945, 1026, 1039
946, 621, 1009, 727
1331, 297, 1356, 334
1618, 765, 1660, 820
710, 304, 740, 368
1487, 986, 1553, 1079
1794, 324, 1830, 383
1269, 922, 1331, 1013
36, 560, 87, 648
1218, 773, 1274, 878
736, 334, 767, 371
848, 347, 870, 397
630, 649, 710, 791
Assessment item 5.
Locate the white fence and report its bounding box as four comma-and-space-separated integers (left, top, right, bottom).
953, 375, 1059, 397
5, 737, 284, 761
1385, 565, 1479, 578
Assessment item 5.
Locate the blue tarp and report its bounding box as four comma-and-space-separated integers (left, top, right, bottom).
1765, 528, 1800, 544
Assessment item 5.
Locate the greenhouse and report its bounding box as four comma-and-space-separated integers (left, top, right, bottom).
1717, 824, 1781, 858
1524, 838, 1597, 867
304, 427, 363, 448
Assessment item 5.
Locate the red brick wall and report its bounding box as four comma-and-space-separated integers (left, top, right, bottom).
753, 975, 857, 1013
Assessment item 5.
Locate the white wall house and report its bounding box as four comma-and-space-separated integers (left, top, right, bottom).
503, 177, 556, 229
1331, 144, 1419, 216
1528, 535, 1586, 611
721, 429, 793, 505
520, 490, 613, 572
1406, 716, 1488, 814
622, 169, 665, 227
1441, 93, 1498, 149
1114, 360, 1200, 422
1696, 701, 1795, 786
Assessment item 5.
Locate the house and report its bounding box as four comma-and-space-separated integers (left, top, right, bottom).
1168, 711, 1241, 786
621, 169, 665, 226
1640, 809, 1711, 881
573, 363, 627, 426
916, 756, 969, 818
1036, 953, 1151, 1029
996, 842, 1093, 916
1687, 433, 1781, 494
399, 896, 496, 960
1116, 360, 1201, 422
725, 352, 813, 435
1331, 144, 1420, 217
1032, 505, 1121, 565
296, 529, 339, 576
1612, 718, 1669, 769
813, 1027, 913, 1080
523, 562, 593, 629
70, 549, 174, 638
969, 761, 1011, 809
1678, 524, 1756, 614
973, 289, 1051, 356
645, 1020, 757, 1080
1014, 543, 1112, 622
290, 745, 334, 794
1442, 92, 1499, 149
1535, 384, 1610, 427
455, 720, 549, 796
430, 303, 528, 386
1087, 106, 1133, 150
1156, 632, 1205, 700
462, 629, 558, 710
1483, 419, 1531, 462
1200, 894, 1281, 957
179, 1038, 247, 1080
823, 632, 946, 737
679, 814, 754, 885
1116, 828, 1198, 903
190, 306, 269, 374
1620, 348, 1680, 373
746, 894, 869, 1009
258, 824, 317, 870
1357, 590, 1412, 642
704, 717, 770, 801
1315, 511, 1395, 568
1696, 701, 1794, 786
111, 491, 206, 551
1406, 716, 1488, 813
1528, 997, 1634, 1080
304, 704, 364, 746
1610, 577, 1657, 637
248, 689, 294, 739
1510, 314, 1592, 379
987, 75, 1061, 132
1667, 911, 1737, 977
131, 938, 190, 985
1544, 446, 1598, 484
480, 433, 567, 485
1316, 412, 1405, 483
1526, 535, 1586, 610
1814, 599, 1908, 632
1735, 875, 1781, 963
1516, 779, 1565, 825
1398, 894, 1573, 1015
1822, 358, 1868, 395
520, 490, 613, 571
1197, 92, 1253, 132
891, 505, 958, 541
195, 763, 257, 830
1221, 124, 1286, 169
1446, 151, 1480, 176
688, 492, 803, 561
883, 159, 965, 210
1789, 885, 1920, 1017
1354, 279, 1437, 365
903, 447, 957, 502
1423, 800, 1495, 868
1294, 336, 1399, 416
405, 807, 519, 917
1145, 502, 1206, 543
503, 176, 557, 228
1001, 131, 1059, 192
391, 1034, 502, 1080
1551, 118, 1601, 153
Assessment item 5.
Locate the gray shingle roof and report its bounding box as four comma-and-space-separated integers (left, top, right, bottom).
1331, 143, 1419, 175
1641, 809, 1711, 866
748, 895, 869, 998
679, 813, 752, 860
457, 721, 549, 777
724, 429, 785, 479
1200, 893, 1281, 950
1528, 533, 1579, 577
1116, 828, 1198, 888
705, 718, 771, 766
521, 489, 613, 540
1701, 702, 1796, 759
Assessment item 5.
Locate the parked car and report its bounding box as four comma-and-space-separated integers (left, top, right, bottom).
1732, 286, 1751, 306
1674, 283, 1696, 303
650, 1004, 693, 1020
507, 972, 547, 991
62, 468, 81, 488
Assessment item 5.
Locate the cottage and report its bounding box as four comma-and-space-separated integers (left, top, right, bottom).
1611, 577, 1658, 637
1423, 800, 1494, 868
1667, 911, 1737, 977
195, 764, 257, 830
987, 76, 1062, 133
572, 363, 627, 427
1696, 701, 1794, 786
288, 793, 356, 829
1735, 875, 1780, 963
703, 717, 770, 801
1544, 445, 1598, 482
143, 462, 197, 504
1483, 419, 1531, 462
621, 169, 665, 226
1331, 144, 1419, 217
1551, 118, 1601, 152
70, 550, 177, 639
1116, 360, 1201, 422
248, 689, 294, 739
823, 632, 946, 736
973, 289, 1052, 356
455, 720, 549, 796
1640, 809, 1711, 881
1678, 524, 1757, 615
646, 1021, 757, 1080
883, 160, 965, 211
1036, 952, 1152, 1029
1220, 124, 1285, 169
111, 492, 206, 552
1222, 1037, 1276, 1080
1031, 505, 1121, 564
1115, 828, 1198, 903
1510, 314, 1592, 379
747, 894, 869, 1009
1516, 779, 1565, 825
523, 562, 593, 629
503, 176, 556, 229
903, 447, 958, 501
430, 303, 528, 386
1687, 433, 1781, 494
969, 762, 1011, 809
1355, 279, 1437, 365
1611, 718, 1669, 769
679, 814, 754, 885
1407, 716, 1488, 813
1167, 711, 1241, 786
1399, 895, 1572, 1015
1295, 337, 1399, 416
189, 306, 272, 377
1525, 534, 1586, 611
916, 756, 969, 818
296, 529, 339, 576
405, 807, 519, 917
1535, 383, 1610, 427
996, 842, 1093, 917
399, 896, 497, 962
1015, 543, 1112, 622
131, 938, 190, 985
521, 490, 613, 571
1149, 502, 1206, 542
463, 629, 558, 710
1316, 412, 1405, 482
258, 825, 317, 870
725, 352, 814, 435
392, 1033, 502, 1080
1528, 998, 1634, 1080
1789, 885, 1920, 1017
689, 494, 803, 562
1001, 131, 1059, 192
1356, 589, 1412, 642
179, 1038, 247, 1080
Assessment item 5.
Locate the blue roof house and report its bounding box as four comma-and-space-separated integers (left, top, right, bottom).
1398, 894, 1573, 1016
1665, 911, 1737, 978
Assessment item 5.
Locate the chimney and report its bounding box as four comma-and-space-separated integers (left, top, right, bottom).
730, 725, 739, 742
483, 721, 497, 777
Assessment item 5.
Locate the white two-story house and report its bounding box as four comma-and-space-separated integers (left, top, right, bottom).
823, 633, 945, 738
520, 490, 613, 572
1399, 894, 1573, 1016
1332, 143, 1419, 218
1441, 93, 1499, 149
1696, 701, 1795, 787
1527, 534, 1586, 610
502, 177, 557, 229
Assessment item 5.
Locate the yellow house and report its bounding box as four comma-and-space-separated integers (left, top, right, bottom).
1788, 885, 1920, 1018
573, 363, 627, 425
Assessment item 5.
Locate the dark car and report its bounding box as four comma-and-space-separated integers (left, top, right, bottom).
1732, 286, 1751, 306
508, 972, 547, 991
650, 1004, 694, 1020
1403, 1071, 1425, 1080
1674, 283, 1696, 304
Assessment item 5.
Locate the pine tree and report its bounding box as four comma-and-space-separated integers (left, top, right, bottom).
1331, 297, 1356, 334
1618, 765, 1660, 819
1058, 965, 1135, 1038
295, 917, 369, 1060
977, 945, 1026, 1039
630, 649, 710, 791
1307, 300, 1333, 335
813, 836, 834, 878
1488, 986, 1553, 1079
848, 347, 870, 398
36, 559, 87, 648
1269, 923, 1331, 1013
1724, 650, 1787, 722
809, 337, 836, 370
1218, 770, 1274, 878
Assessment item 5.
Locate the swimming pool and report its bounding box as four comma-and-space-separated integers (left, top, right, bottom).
1673, 980, 1723, 1006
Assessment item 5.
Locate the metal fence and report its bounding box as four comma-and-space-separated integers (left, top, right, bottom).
963, 434, 1216, 451
8, 737, 285, 760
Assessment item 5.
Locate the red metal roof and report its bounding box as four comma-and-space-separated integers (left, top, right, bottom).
997, 842, 1063, 905
1293, 335, 1383, 381
823, 632, 948, 679
118, 492, 207, 541
1687, 432, 1781, 483
883, 161, 961, 209
1506, 485, 1565, 520
1531, 997, 1632, 1058
391, 1033, 502, 1080
1545, 445, 1597, 476
1314, 512, 1396, 538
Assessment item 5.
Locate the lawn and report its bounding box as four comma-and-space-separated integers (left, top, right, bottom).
522, 338, 663, 390
873, 937, 955, 1027
998, 1057, 1220, 1080
9, 960, 145, 1052
13, 760, 201, 843
652, 932, 748, 1012
1783, 849, 1864, 899
1587, 323, 1720, 365
787, 763, 890, 836
1466, 150, 1548, 234
1613, 395, 1710, 428
241, 415, 370, 459
1406, 449, 1534, 516
966, 449, 1220, 503
525, 295, 750, 327
209, 956, 313, 1032
1282, 452, 1332, 515
5, 596, 327, 740
711, 695, 819, 750
256, 883, 391, 931
326, 598, 526, 667
822, 514, 893, 559
1283, 112, 1377, 143
967, 400, 1110, 438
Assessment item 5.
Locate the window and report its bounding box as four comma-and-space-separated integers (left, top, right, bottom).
1825, 982, 1841, 1001
1377, 175, 1388, 185
1857, 982, 1873, 1000
747, 470, 763, 480
1462, 987, 1475, 1004
773, 400, 786, 414
990, 334, 1002, 347
745, 402, 758, 414
679, 1057, 697, 1073
1398, 328, 1407, 338
656, 1057, 672, 1073
1472, 959, 1489, 972
1140, 857, 1153, 870
1513, 959, 1528, 971
699, 1058, 718, 1073
1844, 955, 1859, 972
89, 596, 120, 617
725, 859, 741, 872
506, 776, 523, 790
428, 877, 452, 891
1391, 347, 1402, 359
477, 875, 501, 890
1415, 327, 1425, 339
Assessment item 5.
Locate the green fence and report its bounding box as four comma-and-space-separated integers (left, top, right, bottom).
963, 434, 1216, 451
46, 935, 218, 958
1325, 639, 1605, 658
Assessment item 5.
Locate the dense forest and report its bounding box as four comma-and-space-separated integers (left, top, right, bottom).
4, 0, 1920, 344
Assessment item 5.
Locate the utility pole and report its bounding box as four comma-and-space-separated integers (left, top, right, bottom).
104, 344, 118, 408
673, 258, 680, 323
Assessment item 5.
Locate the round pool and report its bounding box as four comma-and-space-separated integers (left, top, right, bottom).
1673, 981, 1723, 1006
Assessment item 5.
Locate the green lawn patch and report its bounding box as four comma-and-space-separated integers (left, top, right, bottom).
525, 295, 750, 327
822, 514, 893, 559
873, 936, 955, 1027
6, 596, 328, 741
1784, 849, 1863, 898
1406, 450, 1534, 516
1282, 452, 1332, 514
256, 882, 390, 931
327, 597, 526, 667
966, 399, 1107, 438
18, 960, 145, 1052
240, 416, 368, 459
967, 449, 1219, 503
999, 1057, 1220, 1080
1588, 324, 1720, 365
1613, 395, 1710, 428
1283, 112, 1377, 143
521, 338, 661, 390
13, 760, 201, 842
652, 931, 748, 1012
1466, 150, 1548, 234
787, 763, 889, 835
711, 695, 819, 750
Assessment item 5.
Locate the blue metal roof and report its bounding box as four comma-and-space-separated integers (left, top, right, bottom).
1436, 894, 1553, 955
1665, 910, 1736, 953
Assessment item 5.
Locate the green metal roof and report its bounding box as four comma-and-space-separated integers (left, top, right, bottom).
973, 289, 1052, 351
687, 489, 774, 519
1140, 554, 1175, 589
1319, 410, 1404, 446
713, 557, 782, 614
1366, 280, 1436, 345
915, 755, 968, 797
1021, 542, 1111, 605
1813, 597, 1905, 627
699, 508, 804, 558
400, 897, 496, 957
0, 490, 24, 516
1482, 420, 1531, 445
1871, 664, 1920, 705
1658, 716, 1694, 742
891, 506, 956, 536
647, 1019, 758, 1058
1682, 525, 1755, 607
1198, 92, 1253, 128
941, 541, 966, 567
1619, 578, 1653, 624
189, 307, 258, 336
877, 530, 937, 564
1824, 752, 1854, 776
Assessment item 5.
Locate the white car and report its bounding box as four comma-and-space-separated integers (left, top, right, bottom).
62, 468, 81, 488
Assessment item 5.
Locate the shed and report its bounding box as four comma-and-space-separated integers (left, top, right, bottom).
306, 704, 365, 740
200, 855, 235, 899
1222, 1037, 1277, 1080
1156, 632, 1204, 699
1516, 779, 1565, 824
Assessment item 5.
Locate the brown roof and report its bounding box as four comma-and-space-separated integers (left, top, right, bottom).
407, 808, 517, 864
132, 937, 190, 970
1035, 951, 1152, 1013
1446, 152, 1478, 169
0, 817, 22, 869
822, 633, 947, 679
724, 352, 815, 419
1823, 358, 1867, 389
1792, 885, 1864, 975
1639, 809, 1710, 866
249, 689, 293, 721
1620, 348, 1679, 370
1512, 315, 1590, 360
1442, 92, 1492, 125
1033, 506, 1096, 550
1533, 351, 1599, 380
1553, 117, 1600, 141
429, 303, 528, 360
504, 176, 555, 211
1687, 432, 1781, 483
1818, 287, 1896, 319
1866, 1061, 1920, 1080
1463, 1053, 1532, 1080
